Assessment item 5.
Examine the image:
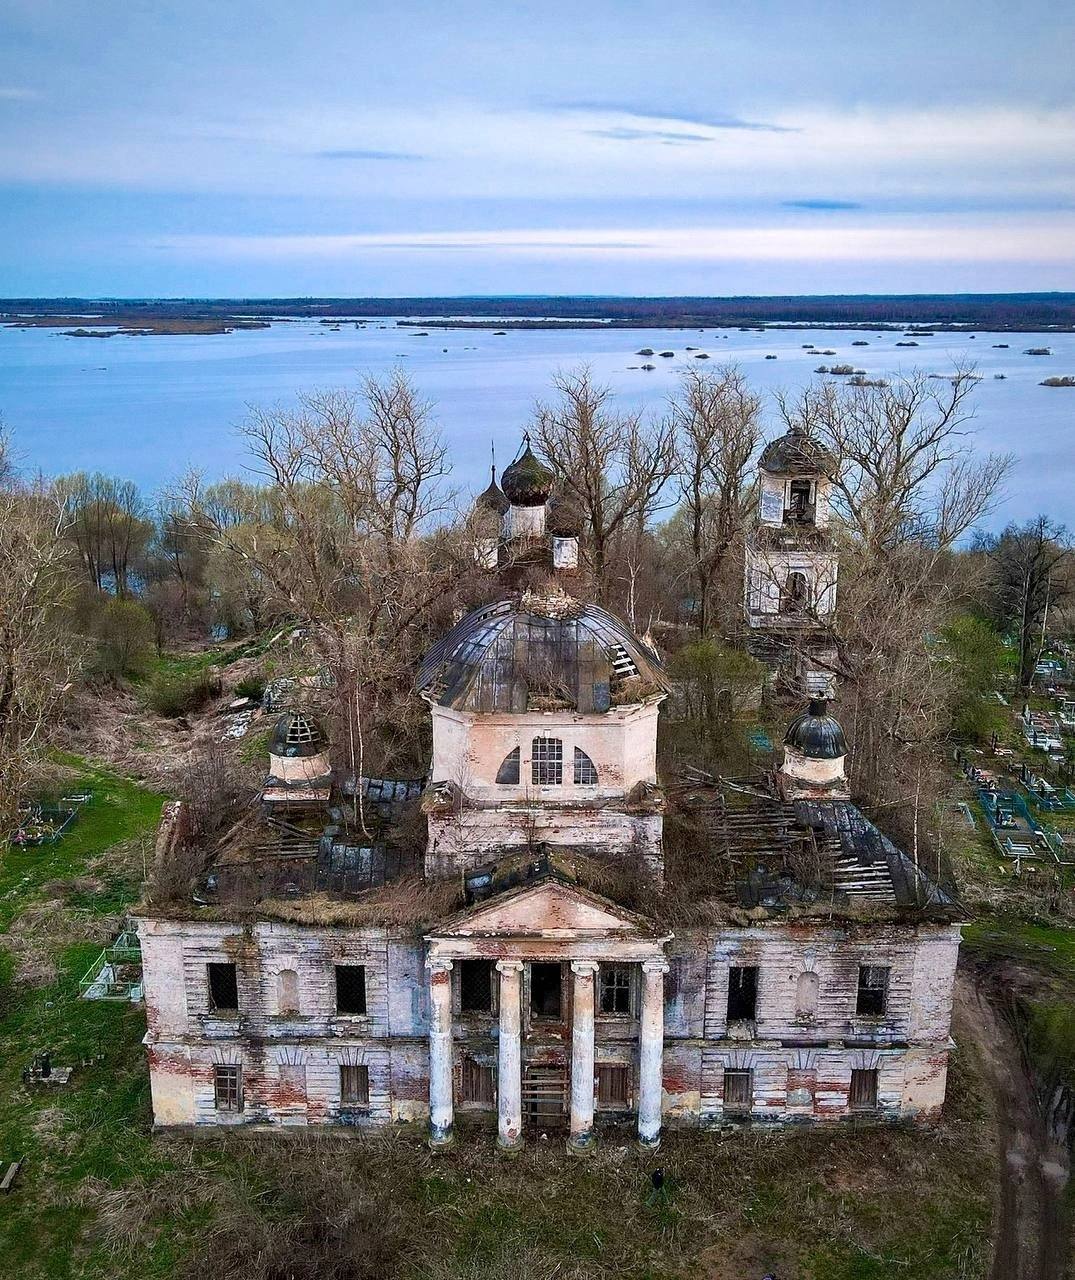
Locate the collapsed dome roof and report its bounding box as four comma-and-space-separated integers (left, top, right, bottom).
546, 486, 585, 537
784, 698, 848, 760
474, 468, 509, 518
270, 710, 328, 758
759, 426, 837, 477
417, 593, 670, 713
501, 443, 554, 507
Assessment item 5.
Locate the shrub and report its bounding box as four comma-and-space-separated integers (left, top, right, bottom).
235, 671, 266, 702
90, 597, 156, 680
147, 670, 216, 718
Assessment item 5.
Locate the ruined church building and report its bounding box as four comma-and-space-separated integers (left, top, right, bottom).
137, 428, 961, 1149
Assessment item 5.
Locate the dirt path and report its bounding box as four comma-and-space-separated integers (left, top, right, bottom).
955, 968, 1071, 1280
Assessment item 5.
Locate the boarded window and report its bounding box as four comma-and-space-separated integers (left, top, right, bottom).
573, 747, 599, 785
460, 1056, 495, 1105
460, 959, 493, 1013
727, 965, 758, 1020
596, 1064, 630, 1108
335, 964, 367, 1015
849, 1068, 879, 1111
277, 968, 299, 1015
340, 1063, 370, 1107
207, 962, 238, 1012
723, 1068, 753, 1113
495, 747, 521, 784
795, 971, 819, 1018
599, 964, 634, 1015
531, 736, 563, 786
214, 1063, 242, 1111
856, 966, 889, 1017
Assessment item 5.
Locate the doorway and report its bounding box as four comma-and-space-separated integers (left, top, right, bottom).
522, 1063, 567, 1129
530, 962, 564, 1020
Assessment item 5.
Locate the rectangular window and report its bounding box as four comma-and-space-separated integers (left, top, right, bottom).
599, 964, 634, 1016
856, 965, 890, 1017
207, 962, 238, 1012
530, 962, 563, 1019
459, 959, 494, 1014
531, 736, 563, 786
596, 1064, 630, 1109
723, 1068, 753, 1113
460, 1056, 496, 1105
214, 1063, 242, 1111
335, 964, 367, 1015
727, 965, 758, 1021
849, 1068, 879, 1111
340, 1063, 370, 1107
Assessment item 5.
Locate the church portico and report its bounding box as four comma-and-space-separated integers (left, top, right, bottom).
424, 878, 672, 1150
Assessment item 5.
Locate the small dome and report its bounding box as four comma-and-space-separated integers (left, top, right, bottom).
270, 710, 328, 758
784, 698, 847, 760
501, 442, 554, 507
547, 486, 585, 537
474, 467, 509, 517
759, 426, 837, 477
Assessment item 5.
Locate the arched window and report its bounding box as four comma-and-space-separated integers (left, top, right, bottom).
496, 747, 521, 784
531, 736, 563, 785
278, 968, 299, 1015
795, 971, 819, 1018
781, 570, 810, 613
573, 747, 599, 785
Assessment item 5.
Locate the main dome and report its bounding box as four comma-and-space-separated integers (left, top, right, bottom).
501, 443, 554, 507
784, 698, 848, 759
417, 592, 669, 713
759, 427, 837, 477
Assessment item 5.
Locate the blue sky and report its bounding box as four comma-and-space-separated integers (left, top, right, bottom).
1, 0, 1073, 296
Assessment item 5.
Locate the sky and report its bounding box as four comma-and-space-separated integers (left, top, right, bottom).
0, 0, 1073, 297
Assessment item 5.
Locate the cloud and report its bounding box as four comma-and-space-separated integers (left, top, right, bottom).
156, 218, 1075, 264
783, 199, 863, 210
552, 100, 796, 133
315, 148, 425, 161
585, 126, 713, 145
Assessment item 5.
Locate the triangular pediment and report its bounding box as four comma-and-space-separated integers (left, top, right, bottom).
431, 878, 655, 940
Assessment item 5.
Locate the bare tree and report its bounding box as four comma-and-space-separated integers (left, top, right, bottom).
776, 369, 1011, 807
984, 517, 1070, 688
669, 365, 761, 634
0, 430, 81, 837
532, 367, 675, 603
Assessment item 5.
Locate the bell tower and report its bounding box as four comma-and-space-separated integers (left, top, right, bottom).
745, 425, 839, 695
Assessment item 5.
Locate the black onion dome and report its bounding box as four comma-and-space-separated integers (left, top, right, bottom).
475, 467, 509, 517
759, 427, 837, 477
270, 710, 328, 758
501, 443, 554, 507
784, 698, 848, 759
417, 593, 669, 713
546, 486, 585, 537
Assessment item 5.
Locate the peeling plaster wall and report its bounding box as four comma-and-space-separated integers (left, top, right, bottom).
137, 917, 959, 1130
429, 703, 660, 799
745, 548, 838, 621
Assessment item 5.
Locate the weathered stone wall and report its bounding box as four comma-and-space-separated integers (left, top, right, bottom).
137, 917, 959, 1130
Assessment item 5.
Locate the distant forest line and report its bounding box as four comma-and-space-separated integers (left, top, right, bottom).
3, 292, 1075, 332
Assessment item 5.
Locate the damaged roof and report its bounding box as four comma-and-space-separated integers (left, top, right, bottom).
416, 594, 670, 713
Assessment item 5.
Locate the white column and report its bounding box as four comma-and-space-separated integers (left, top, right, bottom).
638, 959, 669, 1148
568, 961, 598, 1152
427, 957, 454, 1148
496, 960, 523, 1150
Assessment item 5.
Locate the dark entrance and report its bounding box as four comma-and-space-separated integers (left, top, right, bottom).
727, 965, 758, 1021
530, 963, 563, 1019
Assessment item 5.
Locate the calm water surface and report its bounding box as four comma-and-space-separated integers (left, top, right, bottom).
1, 318, 1073, 525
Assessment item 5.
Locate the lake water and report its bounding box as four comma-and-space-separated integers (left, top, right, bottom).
1, 317, 1073, 526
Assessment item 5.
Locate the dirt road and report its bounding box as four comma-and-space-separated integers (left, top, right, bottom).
956, 968, 1071, 1280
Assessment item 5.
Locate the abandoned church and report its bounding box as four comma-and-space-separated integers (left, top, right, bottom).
136, 431, 962, 1150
